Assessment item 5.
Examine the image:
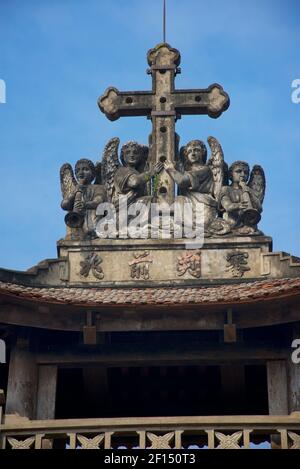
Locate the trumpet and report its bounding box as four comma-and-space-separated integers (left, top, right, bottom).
240, 185, 261, 226
65, 188, 85, 228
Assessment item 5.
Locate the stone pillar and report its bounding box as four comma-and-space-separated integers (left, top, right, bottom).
6, 340, 38, 419
267, 361, 288, 415
36, 365, 58, 419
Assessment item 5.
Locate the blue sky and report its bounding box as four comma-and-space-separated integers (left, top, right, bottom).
0, 0, 299, 270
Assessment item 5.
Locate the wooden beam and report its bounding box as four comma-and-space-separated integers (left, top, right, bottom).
1, 414, 300, 433
0, 304, 84, 331
36, 343, 289, 367
1, 302, 300, 332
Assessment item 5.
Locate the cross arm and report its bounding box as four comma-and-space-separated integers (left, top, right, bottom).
98, 87, 154, 121
173, 84, 230, 119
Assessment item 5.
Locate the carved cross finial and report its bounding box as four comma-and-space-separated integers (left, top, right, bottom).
99, 44, 230, 203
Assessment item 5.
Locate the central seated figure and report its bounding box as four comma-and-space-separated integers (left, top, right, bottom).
164, 140, 218, 230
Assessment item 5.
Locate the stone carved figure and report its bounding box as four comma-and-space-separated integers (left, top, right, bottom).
60, 159, 106, 237
61, 135, 266, 240
163, 138, 265, 236
219, 161, 265, 234
101, 138, 163, 234
164, 137, 227, 231
102, 137, 163, 207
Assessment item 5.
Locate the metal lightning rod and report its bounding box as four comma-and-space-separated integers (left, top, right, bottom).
163, 0, 166, 43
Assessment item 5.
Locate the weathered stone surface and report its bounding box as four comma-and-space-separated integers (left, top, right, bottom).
1, 236, 300, 287
60, 159, 106, 238
98, 43, 229, 207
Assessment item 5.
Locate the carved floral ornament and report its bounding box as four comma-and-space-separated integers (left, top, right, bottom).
288, 432, 300, 449
7, 437, 35, 449
76, 434, 104, 449
146, 432, 174, 449
215, 431, 243, 449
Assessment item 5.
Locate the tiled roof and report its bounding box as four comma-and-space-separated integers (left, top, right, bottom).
0, 278, 300, 307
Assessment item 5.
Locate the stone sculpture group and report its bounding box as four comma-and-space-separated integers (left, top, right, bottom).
60, 136, 265, 239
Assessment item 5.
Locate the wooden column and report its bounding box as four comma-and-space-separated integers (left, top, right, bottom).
6, 341, 37, 419
36, 365, 57, 419
0, 389, 5, 423
288, 361, 300, 413
267, 361, 288, 415
288, 324, 300, 413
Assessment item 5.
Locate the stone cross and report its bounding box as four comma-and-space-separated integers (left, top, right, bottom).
99, 43, 230, 203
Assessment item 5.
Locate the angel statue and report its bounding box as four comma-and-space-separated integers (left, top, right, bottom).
164, 137, 228, 232
101, 138, 163, 224
60, 158, 107, 238
219, 161, 265, 234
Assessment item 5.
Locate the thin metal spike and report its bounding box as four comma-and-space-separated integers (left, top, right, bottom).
163, 0, 166, 43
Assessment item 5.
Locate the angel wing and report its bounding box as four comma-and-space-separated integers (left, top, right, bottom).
207, 136, 228, 200
138, 145, 149, 173
177, 145, 185, 173
248, 165, 266, 205
94, 161, 102, 185
101, 137, 120, 202
60, 163, 77, 199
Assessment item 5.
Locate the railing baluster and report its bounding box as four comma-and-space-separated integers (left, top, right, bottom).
0, 435, 6, 450
104, 431, 113, 449
206, 429, 215, 449
1, 416, 300, 450
35, 433, 44, 449
175, 430, 182, 449
68, 433, 77, 449
138, 431, 146, 449
278, 429, 288, 449
243, 429, 252, 449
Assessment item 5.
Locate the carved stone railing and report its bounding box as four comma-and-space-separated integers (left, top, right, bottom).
1, 414, 300, 449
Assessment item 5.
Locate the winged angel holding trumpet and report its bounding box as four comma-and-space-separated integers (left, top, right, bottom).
60, 135, 265, 239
